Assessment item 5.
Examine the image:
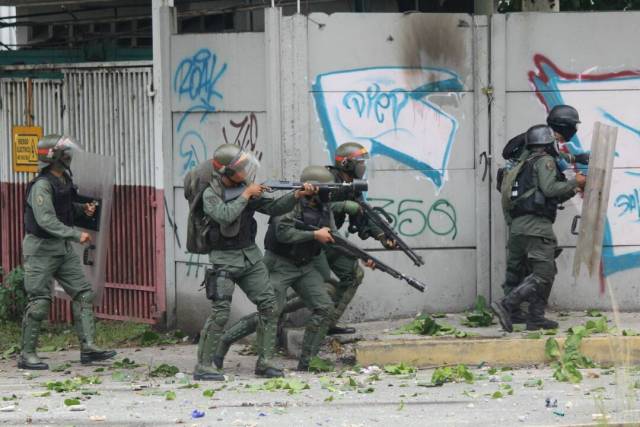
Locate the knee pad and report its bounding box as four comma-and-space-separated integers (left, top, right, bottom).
26, 298, 51, 322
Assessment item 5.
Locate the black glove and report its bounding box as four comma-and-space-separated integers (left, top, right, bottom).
574, 152, 590, 165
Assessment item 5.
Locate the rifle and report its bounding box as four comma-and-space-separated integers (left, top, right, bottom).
352, 200, 425, 266
294, 221, 426, 293
223, 179, 368, 202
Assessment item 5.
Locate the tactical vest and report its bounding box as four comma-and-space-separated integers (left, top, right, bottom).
209, 207, 258, 251
509, 153, 565, 223
24, 172, 77, 239
264, 198, 331, 266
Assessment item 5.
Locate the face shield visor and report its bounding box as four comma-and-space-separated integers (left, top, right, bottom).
55, 136, 83, 172
227, 151, 260, 185
349, 149, 370, 179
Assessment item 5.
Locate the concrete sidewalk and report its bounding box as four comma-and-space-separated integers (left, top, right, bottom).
1, 342, 639, 426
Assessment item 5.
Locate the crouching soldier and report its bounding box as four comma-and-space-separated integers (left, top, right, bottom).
19, 135, 116, 370
194, 144, 315, 380
213, 166, 341, 371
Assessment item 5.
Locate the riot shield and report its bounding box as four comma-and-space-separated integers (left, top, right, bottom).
53, 151, 116, 304
572, 122, 618, 277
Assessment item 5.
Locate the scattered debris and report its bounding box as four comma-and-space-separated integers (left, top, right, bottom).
0, 405, 16, 412
89, 415, 107, 422
111, 358, 140, 369
395, 314, 469, 338
545, 398, 558, 408
383, 362, 416, 376
191, 409, 205, 419
308, 357, 335, 373
69, 405, 86, 412
150, 364, 180, 378
462, 296, 494, 327
432, 365, 474, 385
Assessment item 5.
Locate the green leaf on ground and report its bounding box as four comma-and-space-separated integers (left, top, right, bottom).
491, 391, 503, 399
51, 363, 72, 373
395, 315, 467, 337
500, 374, 512, 382
165, 391, 176, 401
64, 398, 81, 406
324, 395, 334, 402
526, 332, 542, 339
524, 378, 543, 388
462, 296, 494, 327
383, 362, 416, 376
431, 365, 474, 385
545, 338, 561, 360
111, 358, 140, 369
202, 389, 215, 398
150, 364, 179, 378
586, 309, 603, 317
308, 357, 335, 373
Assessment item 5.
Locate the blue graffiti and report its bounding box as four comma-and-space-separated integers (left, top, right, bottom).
313, 66, 464, 189
173, 48, 227, 131
530, 55, 640, 277
179, 130, 207, 175
614, 188, 640, 220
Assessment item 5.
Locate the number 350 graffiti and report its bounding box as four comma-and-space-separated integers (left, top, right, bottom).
367, 198, 458, 240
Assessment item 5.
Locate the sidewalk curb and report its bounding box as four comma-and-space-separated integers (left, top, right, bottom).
355, 336, 640, 367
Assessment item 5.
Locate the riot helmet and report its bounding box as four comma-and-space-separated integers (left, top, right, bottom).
300, 165, 334, 184
37, 134, 83, 172
547, 105, 580, 142
334, 142, 370, 179
212, 144, 259, 185
525, 124, 560, 157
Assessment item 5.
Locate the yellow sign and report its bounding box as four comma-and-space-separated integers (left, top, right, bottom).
12, 126, 42, 173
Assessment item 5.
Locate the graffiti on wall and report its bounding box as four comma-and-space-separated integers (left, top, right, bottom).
312, 67, 464, 189
529, 54, 640, 277
368, 197, 458, 240
173, 49, 264, 177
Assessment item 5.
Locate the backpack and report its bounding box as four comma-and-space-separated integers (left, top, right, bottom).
183, 160, 218, 254
500, 152, 546, 215
495, 133, 527, 192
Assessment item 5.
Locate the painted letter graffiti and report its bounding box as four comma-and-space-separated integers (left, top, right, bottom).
174, 48, 228, 131
223, 113, 263, 161
313, 67, 464, 189
529, 54, 640, 277
178, 130, 207, 176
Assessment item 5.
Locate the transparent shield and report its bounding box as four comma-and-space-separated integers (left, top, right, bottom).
53, 151, 116, 304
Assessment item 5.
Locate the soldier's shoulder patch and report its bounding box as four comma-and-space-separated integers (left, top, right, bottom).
36, 195, 45, 206
545, 159, 555, 171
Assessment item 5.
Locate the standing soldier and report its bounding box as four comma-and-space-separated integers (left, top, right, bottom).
492, 125, 586, 332
498, 105, 589, 325
214, 166, 340, 371
19, 135, 116, 370
194, 144, 315, 381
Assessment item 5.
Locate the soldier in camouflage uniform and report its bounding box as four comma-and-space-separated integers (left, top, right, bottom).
213, 166, 345, 371
194, 144, 315, 381
19, 135, 116, 370
492, 125, 586, 332
500, 105, 589, 325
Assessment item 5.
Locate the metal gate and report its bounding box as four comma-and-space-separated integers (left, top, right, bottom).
0, 62, 165, 324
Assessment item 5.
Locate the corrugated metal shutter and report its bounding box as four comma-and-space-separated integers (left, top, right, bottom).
0, 65, 164, 324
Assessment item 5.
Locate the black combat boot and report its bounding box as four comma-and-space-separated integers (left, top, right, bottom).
526, 296, 558, 330
510, 307, 528, 324
491, 275, 540, 333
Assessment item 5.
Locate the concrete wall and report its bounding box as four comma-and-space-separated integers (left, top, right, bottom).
160, 8, 640, 332
491, 12, 640, 311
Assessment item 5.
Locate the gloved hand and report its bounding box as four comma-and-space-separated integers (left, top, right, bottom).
574, 152, 590, 165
